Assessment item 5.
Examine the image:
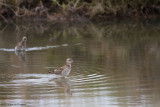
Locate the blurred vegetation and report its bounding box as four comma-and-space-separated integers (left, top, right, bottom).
0, 0, 160, 23
0, 19, 160, 46
0, 19, 160, 76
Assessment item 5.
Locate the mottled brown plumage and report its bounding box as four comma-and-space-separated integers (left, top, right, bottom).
15, 36, 27, 51
49, 58, 73, 77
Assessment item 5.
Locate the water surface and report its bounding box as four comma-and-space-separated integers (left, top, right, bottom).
0, 20, 160, 107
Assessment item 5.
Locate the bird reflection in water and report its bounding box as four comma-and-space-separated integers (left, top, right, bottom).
15, 50, 26, 62
49, 77, 72, 97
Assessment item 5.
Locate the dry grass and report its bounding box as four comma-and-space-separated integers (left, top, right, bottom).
0, 0, 159, 22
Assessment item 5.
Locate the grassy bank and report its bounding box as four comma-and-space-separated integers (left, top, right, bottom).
0, 0, 160, 23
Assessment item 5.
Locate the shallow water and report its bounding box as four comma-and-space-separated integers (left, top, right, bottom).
0, 20, 160, 107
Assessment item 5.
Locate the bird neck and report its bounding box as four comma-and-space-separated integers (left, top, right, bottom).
66, 63, 71, 68
21, 40, 26, 47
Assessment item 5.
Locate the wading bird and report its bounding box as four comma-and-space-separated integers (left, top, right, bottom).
49, 58, 73, 77
15, 36, 27, 51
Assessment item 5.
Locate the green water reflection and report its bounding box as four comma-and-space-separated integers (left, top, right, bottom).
0, 20, 160, 107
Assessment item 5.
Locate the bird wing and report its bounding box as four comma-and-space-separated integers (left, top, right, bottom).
16, 42, 22, 48
53, 65, 66, 75
18, 41, 23, 46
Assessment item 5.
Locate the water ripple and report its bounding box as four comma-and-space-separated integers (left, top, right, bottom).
11, 74, 57, 85
0, 43, 82, 52
0, 48, 15, 51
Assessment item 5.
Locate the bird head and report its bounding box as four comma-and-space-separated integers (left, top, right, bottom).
66, 58, 73, 64
22, 36, 27, 41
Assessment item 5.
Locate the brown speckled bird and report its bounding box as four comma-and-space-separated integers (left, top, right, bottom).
15, 36, 27, 51
49, 58, 73, 77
